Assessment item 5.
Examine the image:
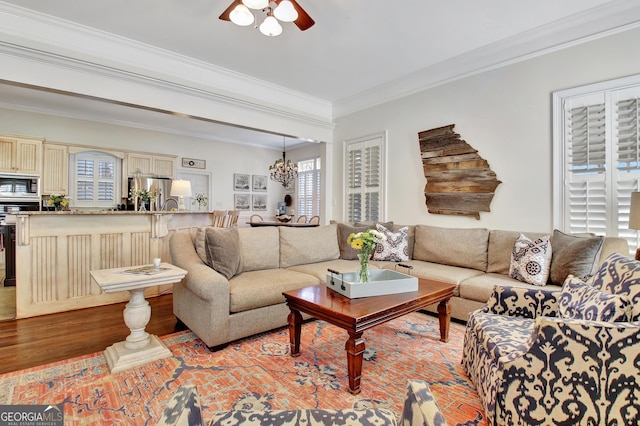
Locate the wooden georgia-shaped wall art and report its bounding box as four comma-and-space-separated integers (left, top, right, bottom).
418, 124, 501, 219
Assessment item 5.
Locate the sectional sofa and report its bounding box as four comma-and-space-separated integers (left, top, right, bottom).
169, 222, 627, 349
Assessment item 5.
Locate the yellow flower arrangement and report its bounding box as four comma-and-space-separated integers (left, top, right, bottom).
47, 193, 70, 211
347, 229, 386, 282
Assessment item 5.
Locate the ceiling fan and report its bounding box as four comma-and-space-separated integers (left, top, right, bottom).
219, 0, 315, 35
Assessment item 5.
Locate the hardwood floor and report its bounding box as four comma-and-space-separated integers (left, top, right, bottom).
0, 294, 185, 375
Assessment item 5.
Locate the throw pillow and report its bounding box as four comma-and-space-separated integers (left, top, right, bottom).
372, 224, 409, 261
194, 226, 210, 264
559, 275, 632, 322
508, 234, 552, 286
204, 227, 243, 279
587, 252, 640, 321
337, 222, 393, 260
337, 223, 369, 260
549, 230, 604, 285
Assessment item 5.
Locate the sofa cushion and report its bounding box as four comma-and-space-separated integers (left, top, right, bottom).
509, 234, 552, 286
372, 224, 409, 262
238, 227, 280, 271
458, 273, 552, 303
288, 259, 379, 282
204, 227, 243, 279
559, 276, 631, 322
413, 225, 489, 271
487, 230, 547, 274
587, 252, 640, 321
229, 269, 320, 313
279, 224, 340, 268
549, 229, 603, 285
392, 224, 416, 259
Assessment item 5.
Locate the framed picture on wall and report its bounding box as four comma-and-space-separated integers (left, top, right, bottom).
234, 174, 250, 191
252, 194, 267, 211
252, 175, 267, 192
234, 194, 251, 210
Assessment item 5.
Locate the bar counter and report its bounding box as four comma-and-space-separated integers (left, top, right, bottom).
13, 210, 213, 318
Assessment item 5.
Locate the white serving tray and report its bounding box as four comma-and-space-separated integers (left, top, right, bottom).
326, 269, 418, 299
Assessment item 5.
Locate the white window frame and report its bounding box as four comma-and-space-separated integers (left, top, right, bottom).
553, 74, 640, 254
343, 132, 386, 222
297, 157, 321, 218
70, 151, 121, 209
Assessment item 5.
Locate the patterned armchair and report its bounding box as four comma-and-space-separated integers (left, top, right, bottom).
462, 252, 640, 426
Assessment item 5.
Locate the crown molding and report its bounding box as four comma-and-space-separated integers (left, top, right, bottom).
0, 1, 332, 122
333, 0, 640, 118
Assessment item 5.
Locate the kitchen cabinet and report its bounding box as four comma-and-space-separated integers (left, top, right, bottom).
42, 143, 69, 195
125, 153, 176, 178
0, 136, 43, 174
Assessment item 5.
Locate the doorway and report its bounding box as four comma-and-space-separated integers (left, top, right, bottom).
177, 171, 211, 211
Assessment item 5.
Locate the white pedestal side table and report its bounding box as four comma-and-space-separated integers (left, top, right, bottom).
90, 263, 187, 373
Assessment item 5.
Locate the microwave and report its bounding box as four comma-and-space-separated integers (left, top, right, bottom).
0, 174, 41, 201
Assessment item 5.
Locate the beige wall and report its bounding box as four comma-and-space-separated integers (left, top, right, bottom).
333, 27, 640, 232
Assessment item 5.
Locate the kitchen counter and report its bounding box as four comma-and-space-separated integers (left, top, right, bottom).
13, 211, 216, 318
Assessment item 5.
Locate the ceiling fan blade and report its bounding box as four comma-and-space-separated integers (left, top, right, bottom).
219, 0, 243, 22
287, 0, 315, 31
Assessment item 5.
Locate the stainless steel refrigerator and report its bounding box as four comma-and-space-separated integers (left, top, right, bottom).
127, 177, 174, 211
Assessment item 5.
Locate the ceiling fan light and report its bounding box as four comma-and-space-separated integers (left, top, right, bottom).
273, 0, 298, 22
259, 15, 282, 36
242, 0, 269, 10
230, 4, 254, 26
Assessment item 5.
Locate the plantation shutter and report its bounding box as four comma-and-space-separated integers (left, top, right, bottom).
73, 152, 119, 209
564, 96, 607, 235
557, 78, 640, 254
345, 134, 385, 222
297, 158, 321, 217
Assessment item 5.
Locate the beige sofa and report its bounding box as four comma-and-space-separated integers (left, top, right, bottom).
169, 223, 628, 349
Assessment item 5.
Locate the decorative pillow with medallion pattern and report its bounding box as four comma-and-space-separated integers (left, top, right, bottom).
509, 234, 552, 286
372, 224, 409, 262
559, 275, 632, 322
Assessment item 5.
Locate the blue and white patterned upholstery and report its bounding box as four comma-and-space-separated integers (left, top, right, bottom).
559, 275, 632, 322
463, 257, 640, 425
160, 380, 448, 426
588, 252, 640, 320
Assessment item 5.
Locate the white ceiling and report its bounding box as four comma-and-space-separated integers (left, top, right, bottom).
0, 0, 636, 149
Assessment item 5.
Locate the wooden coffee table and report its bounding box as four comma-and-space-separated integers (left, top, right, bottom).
283, 278, 456, 394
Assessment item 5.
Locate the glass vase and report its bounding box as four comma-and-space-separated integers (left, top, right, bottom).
357, 253, 371, 283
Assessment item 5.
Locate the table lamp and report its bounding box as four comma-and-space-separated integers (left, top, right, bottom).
170, 180, 192, 211
629, 192, 640, 260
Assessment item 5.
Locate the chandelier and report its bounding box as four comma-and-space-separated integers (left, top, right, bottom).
230, 0, 298, 37
269, 137, 298, 188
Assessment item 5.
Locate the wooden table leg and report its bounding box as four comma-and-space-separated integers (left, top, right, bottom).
288, 308, 303, 357
437, 298, 451, 342
345, 331, 365, 394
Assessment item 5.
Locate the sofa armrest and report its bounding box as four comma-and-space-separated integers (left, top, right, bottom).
483, 285, 559, 318
497, 317, 640, 425
400, 380, 448, 426
170, 232, 230, 302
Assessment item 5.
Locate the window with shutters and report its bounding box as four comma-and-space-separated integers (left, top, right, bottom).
344, 133, 385, 222
71, 151, 121, 209
297, 158, 321, 218
553, 74, 640, 255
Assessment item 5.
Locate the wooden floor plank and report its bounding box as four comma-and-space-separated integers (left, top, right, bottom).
0, 294, 184, 374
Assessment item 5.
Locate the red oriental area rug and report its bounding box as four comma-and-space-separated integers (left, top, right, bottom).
0, 312, 486, 425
